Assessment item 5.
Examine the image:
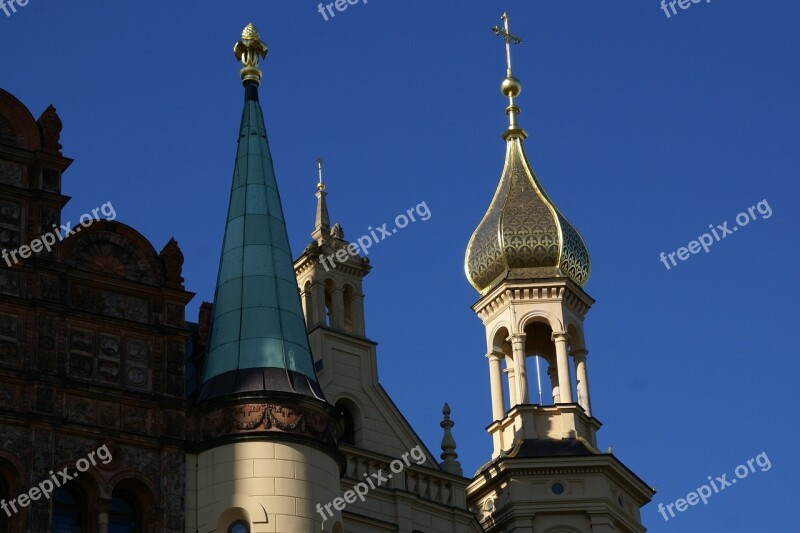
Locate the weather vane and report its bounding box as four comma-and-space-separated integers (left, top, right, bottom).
492, 12, 522, 73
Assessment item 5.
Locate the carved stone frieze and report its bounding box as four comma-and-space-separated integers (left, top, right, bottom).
34, 387, 54, 414
37, 315, 58, 374
199, 400, 339, 447
68, 231, 159, 285
0, 160, 22, 186
163, 410, 185, 439
165, 301, 183, 327
165, 341, 184, 397
70, 286, 148, 323
98, 401, 120, 428
0, 382, 16, 409
0, 313, 20, 367
121, 404, 148, 434
0, 269, 18, 296
66, 395, 95, 424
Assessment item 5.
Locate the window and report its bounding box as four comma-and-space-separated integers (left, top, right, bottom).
336, 402, 355, 445
52, 488, 84, 533
109, 493, 139, 533
228, 521, 249, 533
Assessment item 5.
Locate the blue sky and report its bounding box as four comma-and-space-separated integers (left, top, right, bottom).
3, 1, 799, 531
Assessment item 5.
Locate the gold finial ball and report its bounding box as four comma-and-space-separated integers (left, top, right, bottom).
501, 76, 522, 98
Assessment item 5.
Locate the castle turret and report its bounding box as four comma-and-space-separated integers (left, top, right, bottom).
464, 13, 654, 533
187, 23, 344, 533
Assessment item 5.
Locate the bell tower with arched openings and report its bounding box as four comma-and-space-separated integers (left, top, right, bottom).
478, 275, 598, 457
464, 13, 654, 533
292, 160, 482, 531
294, 159, 371, 352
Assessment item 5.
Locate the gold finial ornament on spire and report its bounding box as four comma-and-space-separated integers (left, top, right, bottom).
234, 23, 268, 86
492, 12, 525, 137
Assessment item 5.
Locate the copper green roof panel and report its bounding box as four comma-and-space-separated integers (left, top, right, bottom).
199, 83, 321, 401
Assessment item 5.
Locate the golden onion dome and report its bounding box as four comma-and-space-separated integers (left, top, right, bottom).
466, 13, 590, 294
464, 137, 591, 293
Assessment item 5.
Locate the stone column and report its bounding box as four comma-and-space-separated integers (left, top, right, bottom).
486, 352, 505, 421
300, 284, 312, 328
311, 280, 326, 327
552, 332, 573, 403
572, 349, 592, 416
351, 292, 365, 335
97, 498, 111, 533
505, 365, 518, 407
510, 334, 529, 404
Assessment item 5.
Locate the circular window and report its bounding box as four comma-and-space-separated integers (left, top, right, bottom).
551, 482, 565, 495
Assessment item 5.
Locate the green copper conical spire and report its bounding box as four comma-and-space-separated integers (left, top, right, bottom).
199, 24, 322, 401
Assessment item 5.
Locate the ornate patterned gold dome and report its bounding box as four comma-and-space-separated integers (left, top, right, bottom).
465, 136, 591, 293
466, 12, 590, 294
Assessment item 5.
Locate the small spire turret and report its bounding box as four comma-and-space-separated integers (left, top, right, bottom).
312, 158, 331, 242
439, 403, 462, 476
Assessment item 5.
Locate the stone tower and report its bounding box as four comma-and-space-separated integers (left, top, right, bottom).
293, 165, 484, 531
463, 13, 654, 533
185, 24, 344, 533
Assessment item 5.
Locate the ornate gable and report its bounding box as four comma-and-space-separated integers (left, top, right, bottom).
64, 222, 164, 286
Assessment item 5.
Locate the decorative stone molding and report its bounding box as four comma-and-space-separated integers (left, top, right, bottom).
198, 398, 341, 449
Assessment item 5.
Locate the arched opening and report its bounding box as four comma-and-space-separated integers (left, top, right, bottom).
228, 520, 250, 533
565, 324, 585, 353
335, 398, 361, 446
216, 507, 250, 533
332, 522, 344, 533
528, 355, 549, 405
324, 279, 334, 327
107, 475, 157, 533
523, 320, 563, 405
53, 486, 86, 533
108, 490, 140, 533
343, 284, 355, 333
